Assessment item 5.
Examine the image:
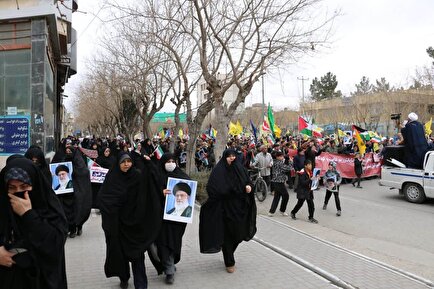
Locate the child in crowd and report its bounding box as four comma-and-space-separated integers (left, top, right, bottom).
322, 161, 342, 216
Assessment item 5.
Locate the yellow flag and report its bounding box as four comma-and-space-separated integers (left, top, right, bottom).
229, 122, 238, 135
274, 124, 281, 138
236, 121, 243, 135
159, 129, 165, 139
178, 128, 183, 138
425, 118, 432, 136
338, 129, 345, 138
354, 130, 366, 155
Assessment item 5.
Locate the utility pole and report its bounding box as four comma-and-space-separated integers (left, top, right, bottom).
262, 74, 265, 121
297, 76, 309, 103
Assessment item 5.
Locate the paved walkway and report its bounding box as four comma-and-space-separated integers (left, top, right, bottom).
65, 208, 433, 289
255, 216, 432, 289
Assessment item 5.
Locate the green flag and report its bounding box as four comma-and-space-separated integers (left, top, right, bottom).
267, 103, 275, 136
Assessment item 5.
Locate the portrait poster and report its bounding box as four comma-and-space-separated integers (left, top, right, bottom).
163, 177, 197, 224
179, 151, 187, 165
311, 168, 321, 190
50, 162, 74, 194
325, 175, 338, 192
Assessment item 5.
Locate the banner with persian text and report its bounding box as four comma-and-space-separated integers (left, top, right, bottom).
315, 152, 381, 179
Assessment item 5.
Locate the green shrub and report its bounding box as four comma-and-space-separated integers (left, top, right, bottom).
190, 171, 211, 204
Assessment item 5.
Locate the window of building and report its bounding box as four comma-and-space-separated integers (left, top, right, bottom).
0, 21, 31, 48
0, 49, 31, 116
44, 54, 55, 152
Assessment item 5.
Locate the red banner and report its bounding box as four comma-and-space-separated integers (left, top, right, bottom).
315, 152, 382, 179
79, 147, 98, 159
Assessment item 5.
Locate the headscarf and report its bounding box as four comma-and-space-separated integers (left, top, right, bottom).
96, 147, 116, 169
159, 153, 190, 182
24, 146, 52, 183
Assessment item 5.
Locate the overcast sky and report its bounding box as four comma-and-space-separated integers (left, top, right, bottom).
64, 0, 434, 112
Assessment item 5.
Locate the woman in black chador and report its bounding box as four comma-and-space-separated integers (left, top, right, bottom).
199, 149, 257, 273
24, 145, 52, 183
154, 153, 191, 285
0, 157, 68, 289
98, 152, 162, 289
52, 143, 92, 238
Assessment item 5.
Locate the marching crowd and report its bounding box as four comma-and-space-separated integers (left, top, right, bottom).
0, 112, 432, 289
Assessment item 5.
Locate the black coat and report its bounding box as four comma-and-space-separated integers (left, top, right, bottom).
199, 149, 256, 254
354, 158, 363, 176
296, 170, 314, 200
0, 158, 68, 289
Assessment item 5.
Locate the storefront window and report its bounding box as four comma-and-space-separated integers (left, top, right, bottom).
0, 49, 31, 116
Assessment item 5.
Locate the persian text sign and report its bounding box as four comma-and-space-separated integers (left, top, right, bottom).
0, 116, 30, 155
315, 152, 381, 179
90, 166, 109, 183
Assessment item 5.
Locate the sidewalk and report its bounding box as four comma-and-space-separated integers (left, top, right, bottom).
65, 211, 336, 289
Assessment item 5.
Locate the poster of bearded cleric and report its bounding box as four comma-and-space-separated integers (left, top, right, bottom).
50, 162, 74, 194
164, 177, 197, 224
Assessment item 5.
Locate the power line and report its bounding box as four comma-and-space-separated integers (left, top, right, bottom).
70, 4, 106, 48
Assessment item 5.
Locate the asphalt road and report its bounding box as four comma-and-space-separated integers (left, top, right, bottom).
255, 177, 434, 281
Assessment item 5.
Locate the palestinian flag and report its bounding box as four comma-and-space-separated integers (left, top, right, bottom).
154, 145, 164, 159
298, 116, 322, 137
352, 125, 367, 155
86, 157, 101, 169
353, 125, 370, 141
368, 131, 382, 143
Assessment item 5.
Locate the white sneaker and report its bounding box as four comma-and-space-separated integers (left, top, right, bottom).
268, 212, 274, 217
281, 212, 289, 216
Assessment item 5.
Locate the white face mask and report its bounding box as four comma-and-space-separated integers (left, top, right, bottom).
165, 162, 176, 172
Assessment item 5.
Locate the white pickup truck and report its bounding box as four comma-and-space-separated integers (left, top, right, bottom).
379, 151, 434, 203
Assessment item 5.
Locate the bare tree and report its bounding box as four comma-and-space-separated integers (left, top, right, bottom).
101, 0, 337, 173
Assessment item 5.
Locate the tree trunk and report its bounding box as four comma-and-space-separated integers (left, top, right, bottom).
213, 102, 228, 162
142, 117, 153, 139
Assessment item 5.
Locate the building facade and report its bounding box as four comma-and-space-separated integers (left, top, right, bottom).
196, 73, 245, 127
0, 0, 78, 166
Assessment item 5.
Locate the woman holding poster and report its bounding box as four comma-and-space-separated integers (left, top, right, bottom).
199, 149, 257, 274
154, 153, 191, 285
